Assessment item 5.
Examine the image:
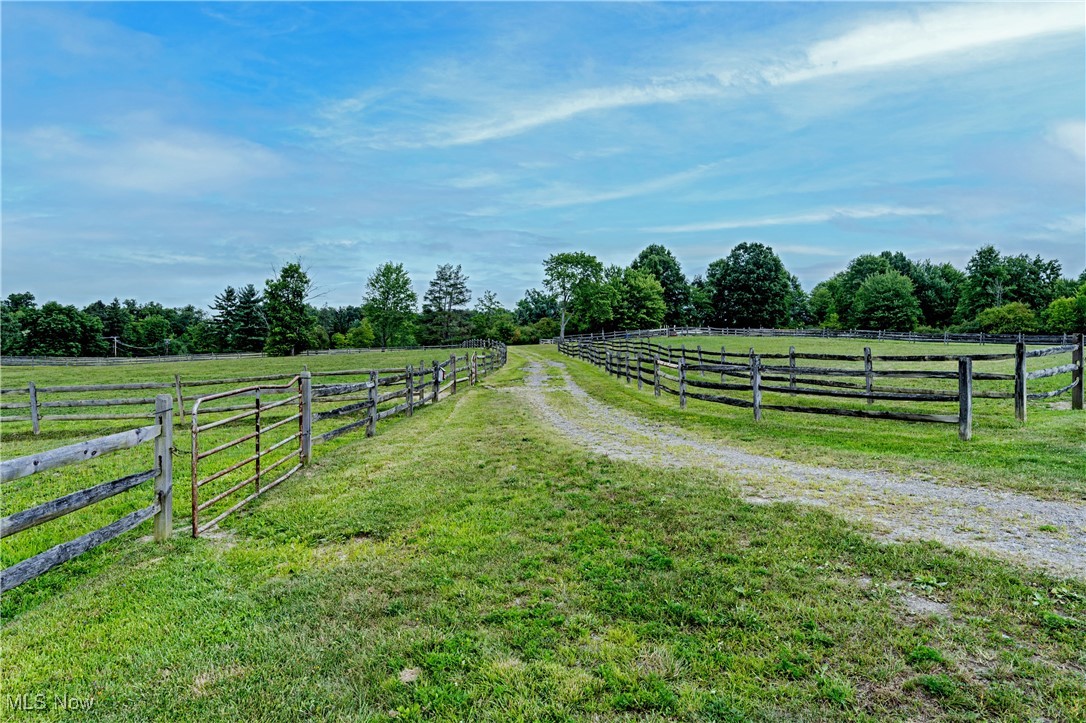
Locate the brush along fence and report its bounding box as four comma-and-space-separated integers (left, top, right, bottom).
558, 336, 1082, 440
187, 343, 506, 536
0, 340, 509, 435
0, 397, 173, 592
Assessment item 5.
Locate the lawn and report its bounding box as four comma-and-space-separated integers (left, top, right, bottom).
548, 336, 1085, 500
1, 347, 1084, 721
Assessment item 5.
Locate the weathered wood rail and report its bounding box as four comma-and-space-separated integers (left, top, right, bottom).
0, 397, 173, 592
543, 326, 1080, 346
187, 341, 507, 536
0, 339, 511, 434
558, 335, 1082, 439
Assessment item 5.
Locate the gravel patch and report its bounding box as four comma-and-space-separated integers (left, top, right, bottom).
513, 357, 1086, 580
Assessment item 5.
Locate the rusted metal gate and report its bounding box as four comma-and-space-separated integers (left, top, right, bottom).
189, 373, 311, 536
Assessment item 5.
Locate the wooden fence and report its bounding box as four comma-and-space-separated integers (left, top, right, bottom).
188, 343, 507, 536
0, 397, 174, 592
0, 340, 509, 434
543, 326, 1080, 346
558, 335, 1083, 439
0, 339, 491, 367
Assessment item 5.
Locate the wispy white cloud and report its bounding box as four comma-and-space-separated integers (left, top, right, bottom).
15, 120, 282, 195
644, 205, 942, 234
1047, 120, 1086, 161
768, 3, 1085, 85
518, 162, 720, 209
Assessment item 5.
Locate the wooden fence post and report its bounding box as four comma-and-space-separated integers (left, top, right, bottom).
174, 374, 185, 421
406, 365, 414, 415
625, 352, 631, 384
299, 371, 312, 465
958, 358, 973, 441
153, 395, 173, 541
367, 371, 378, 437
789, 346, 796, 394
752, 355, 762, 422
1073, 334, 1084, 411
472, 353, 478, 385
720, 346, 726, 384
697, 345, 703, 366
28, 381, 40, 435
679, 358, 687, 410
451, 354, 457, 395
654, 356, 661, 397
636, 353, 643, 390
1014, 341, 1026, 423
432, 361, 440, 402
864, 347, 873, 405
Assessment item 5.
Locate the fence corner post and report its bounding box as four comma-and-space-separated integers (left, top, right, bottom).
1073, 333, 1084, 411
153, 394, 173, 541
28, 381, 40, 435
751, 355, 762, 422
299, 371, 312, 465
367, 370, 378, 437
1014, 341, 1027, 423
958, 357, 973, 441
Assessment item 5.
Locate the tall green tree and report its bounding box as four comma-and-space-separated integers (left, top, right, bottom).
543, 252, 604, 339
210, 286, 240, 351
956, 245, 1010, 321
705, 243, 793, 328
630, 245, 689, 325
363, 262, 418, 347
612, 267, 666, 330
234, 284, 268, 352
851, 271, 922, 331
263, 263, 317, 356
514, 288, 559, 325
423, 264, 472, 344
910, 261, 965, 328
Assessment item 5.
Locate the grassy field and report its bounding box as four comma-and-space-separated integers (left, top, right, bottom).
0, 348, 496, 590
552, 336, 1084, 501
1, 347, 1084, 721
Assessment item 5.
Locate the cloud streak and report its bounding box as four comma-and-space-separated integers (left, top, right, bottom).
644, 206, 943, 234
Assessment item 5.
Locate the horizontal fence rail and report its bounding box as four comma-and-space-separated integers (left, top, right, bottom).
543, 326, 1079, 347
0, 397, 173, 593
558, 335, 1082, 439
1, 340, 493, 367
186, 341, 507, 536
0, 340, 513, 434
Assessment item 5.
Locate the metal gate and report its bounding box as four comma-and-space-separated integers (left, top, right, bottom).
189, 374, 311, 536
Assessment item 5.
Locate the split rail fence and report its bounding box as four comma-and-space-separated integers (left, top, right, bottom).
0, 397, 174, 593
544, 326, 1079, 346
0, 342, 506, 590
558, 335, 1083, 440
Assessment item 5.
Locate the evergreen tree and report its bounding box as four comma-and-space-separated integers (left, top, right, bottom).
263, 263, 317, 356
423, 264, 471, 343
234, 284, 268, 352
210, 286, 240, 351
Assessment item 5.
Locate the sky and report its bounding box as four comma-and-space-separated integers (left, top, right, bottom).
2, 1, 1084, 311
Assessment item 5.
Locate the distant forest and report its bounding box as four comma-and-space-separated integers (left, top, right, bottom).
2, 244, 1084, 357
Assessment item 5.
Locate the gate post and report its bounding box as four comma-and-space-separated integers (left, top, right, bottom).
752, 355, 763, 422
153, 395, 173, 541
451, 354, 458, 395
299, 371, 312, 465
1014, 341, 1026, 423
1072, 334, 1083, 411
367, 371, 378, 437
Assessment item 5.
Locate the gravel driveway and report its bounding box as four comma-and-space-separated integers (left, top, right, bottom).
513, 355, 1086, 580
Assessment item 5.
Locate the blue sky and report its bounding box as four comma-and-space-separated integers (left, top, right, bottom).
3, 2, 1084, 310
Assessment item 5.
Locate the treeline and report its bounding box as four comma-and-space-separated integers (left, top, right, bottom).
2, 244, 1083, 358
531, 243, 1086, 337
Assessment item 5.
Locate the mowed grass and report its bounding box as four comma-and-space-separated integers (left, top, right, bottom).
0, 349, 492, 595
545, 337, 1085, 500
2, 349, 1084, 721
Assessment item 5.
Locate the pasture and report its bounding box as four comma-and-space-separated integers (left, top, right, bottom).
1, 342, 1084, 721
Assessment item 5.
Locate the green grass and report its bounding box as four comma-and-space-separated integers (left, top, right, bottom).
1, 348, 1084, 721
541, 340, 1085, 500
